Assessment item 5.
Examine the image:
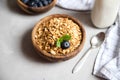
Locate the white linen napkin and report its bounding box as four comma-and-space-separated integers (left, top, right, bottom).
56, 0, 120, 80
93, 12, 120, 80
56, 0, 95, 11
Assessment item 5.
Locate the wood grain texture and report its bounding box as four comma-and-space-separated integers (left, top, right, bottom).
17, 0, 57, 14
32, 14, 86, 62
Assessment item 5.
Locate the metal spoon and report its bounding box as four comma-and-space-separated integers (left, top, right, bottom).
72, 32, 105, 74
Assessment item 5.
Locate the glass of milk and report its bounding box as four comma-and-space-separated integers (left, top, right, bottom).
91, 0, 120, 28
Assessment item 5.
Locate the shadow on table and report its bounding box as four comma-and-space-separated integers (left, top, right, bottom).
7, 0, 28, 15
21, 28, 51, 63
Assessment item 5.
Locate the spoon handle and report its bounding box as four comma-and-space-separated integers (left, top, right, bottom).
72, 47, 92, 73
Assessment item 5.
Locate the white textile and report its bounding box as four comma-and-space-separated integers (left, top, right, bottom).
56, 0, 95, 11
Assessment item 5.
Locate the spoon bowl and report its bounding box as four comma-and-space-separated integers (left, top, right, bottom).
91, 32, 105, 48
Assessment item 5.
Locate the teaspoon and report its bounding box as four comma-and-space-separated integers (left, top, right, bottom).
72, 32, 105, 73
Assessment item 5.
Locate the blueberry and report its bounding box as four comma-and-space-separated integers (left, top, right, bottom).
61, 41, 70, 49
47, 0, 52, 4
40, 0, 44, 2
37, 1, 43, 7
41, 0, 49, 6
21, 0, 29, 4
27, 1, 36, 7
34, 0, 40, 3
32, 3, 38, 7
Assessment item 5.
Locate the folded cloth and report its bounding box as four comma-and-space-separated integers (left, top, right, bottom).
56, 0, 95, 11
93, 12, 120, 80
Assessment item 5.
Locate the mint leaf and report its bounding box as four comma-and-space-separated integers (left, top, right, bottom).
56, 34, 71, 47
62, 35, 71, 41
56, 39, 61, 47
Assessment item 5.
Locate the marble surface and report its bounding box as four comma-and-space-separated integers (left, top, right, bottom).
0, 0, 106, 80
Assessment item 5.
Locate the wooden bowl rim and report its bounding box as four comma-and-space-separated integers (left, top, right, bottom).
32, 14, 86, 60
17, 0, 56, 10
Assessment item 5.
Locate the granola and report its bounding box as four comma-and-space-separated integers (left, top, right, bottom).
34, 17, 82, 56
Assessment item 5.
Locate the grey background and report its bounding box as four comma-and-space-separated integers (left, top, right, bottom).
0, 0, 106, 80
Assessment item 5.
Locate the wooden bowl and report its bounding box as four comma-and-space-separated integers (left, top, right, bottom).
32, 14, 86, 62
17, 0, 57, 14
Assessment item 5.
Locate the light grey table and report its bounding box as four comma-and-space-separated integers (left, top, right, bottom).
0, 0, 106, 80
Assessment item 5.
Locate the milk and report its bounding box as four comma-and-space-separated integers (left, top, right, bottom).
91, 0, 120, 28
